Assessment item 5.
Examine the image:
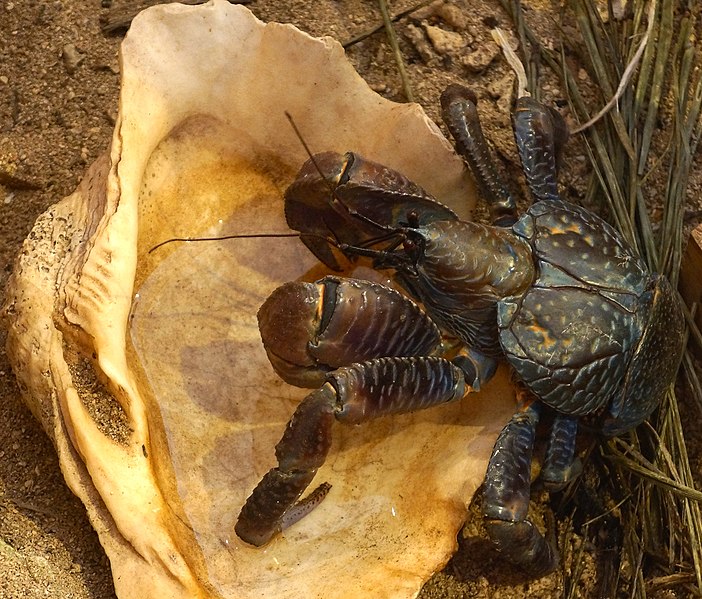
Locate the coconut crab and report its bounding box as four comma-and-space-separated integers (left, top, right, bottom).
234, 84, 685, 576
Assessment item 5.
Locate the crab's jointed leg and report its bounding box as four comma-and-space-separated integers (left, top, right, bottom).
482, 402, 559, 576
541, 413, 581, 491
440, 84, 518, 227
511, 97, 568, 204
235, 354, 493, 546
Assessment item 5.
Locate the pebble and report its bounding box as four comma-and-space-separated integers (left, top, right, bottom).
62, 43, 84, 75
370, 82, 388, 94
462, 40, 501, 72
424, 24, 466, 55
487, 72, 516, 113
0, 75, 8, 85
436, 3, 469, 31
411, 0, 444, 21
406, 23, 435, 63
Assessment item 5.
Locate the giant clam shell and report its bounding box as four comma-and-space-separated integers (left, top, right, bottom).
2, 2, 515, 597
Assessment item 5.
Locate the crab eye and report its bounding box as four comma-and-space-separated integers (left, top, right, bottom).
403, 237, 417, 255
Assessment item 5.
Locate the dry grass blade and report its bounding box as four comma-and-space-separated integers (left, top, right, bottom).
492, 27, 529, 96
343, 0, 435, 48
378, 0, 414, 102
570, 1, 656, 135
499, 0, 702, 595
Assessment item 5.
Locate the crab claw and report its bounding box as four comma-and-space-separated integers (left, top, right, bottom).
257, 277, 442, 388
284, 151, 458, 269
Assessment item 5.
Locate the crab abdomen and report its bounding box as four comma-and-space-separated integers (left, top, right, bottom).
602, 273, 684, 435
498, 199, 655, 415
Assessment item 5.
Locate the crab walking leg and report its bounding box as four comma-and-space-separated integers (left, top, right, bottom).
541, 413, 581, 491
440, 84, 517, 227
511, 96, 569, 204
482, 402, 558, 576
235, 386, 335, 546
236, 356, 473, 547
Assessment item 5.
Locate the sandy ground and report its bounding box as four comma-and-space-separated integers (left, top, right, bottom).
1, 1, 700, 598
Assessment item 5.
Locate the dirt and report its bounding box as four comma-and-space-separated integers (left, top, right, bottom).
0, 1, 700, 598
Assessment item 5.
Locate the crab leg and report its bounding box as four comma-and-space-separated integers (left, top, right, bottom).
512, 97, 568, 204
482, 402, 558, 576
236, 355, 474, 546
541, 413, 581, 491
440, 84, 518, 227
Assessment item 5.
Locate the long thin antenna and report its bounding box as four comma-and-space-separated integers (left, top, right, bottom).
285, 111, 341, 202
149, 232, 298, 254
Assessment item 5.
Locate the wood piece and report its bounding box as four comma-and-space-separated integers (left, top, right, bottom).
101, 0, 251, 33
679, 222, 702, 351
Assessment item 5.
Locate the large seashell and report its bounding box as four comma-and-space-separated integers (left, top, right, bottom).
2, 2, 516, 597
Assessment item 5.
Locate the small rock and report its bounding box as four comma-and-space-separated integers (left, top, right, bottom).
62, 43, 84, 75
92, 60, 120, 75
487, 72, 516, 113
0, 75, 8, 85
424, 24, 466, 55
436, 4, 469, 31
104, 108, 117, 126
462, 40, 501, 72
411, 0, 444, 20
596, 0, 628, 22
405, 23, 435, 63
611, 0, 628, 20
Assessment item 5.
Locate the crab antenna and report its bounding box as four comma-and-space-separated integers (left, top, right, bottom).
148, 232, 299, 254
285, 111, 340, 200
148, 230, 368, 255
352, 227, 407, 251
337, 239, 412, 271
151, 113, 341, 256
